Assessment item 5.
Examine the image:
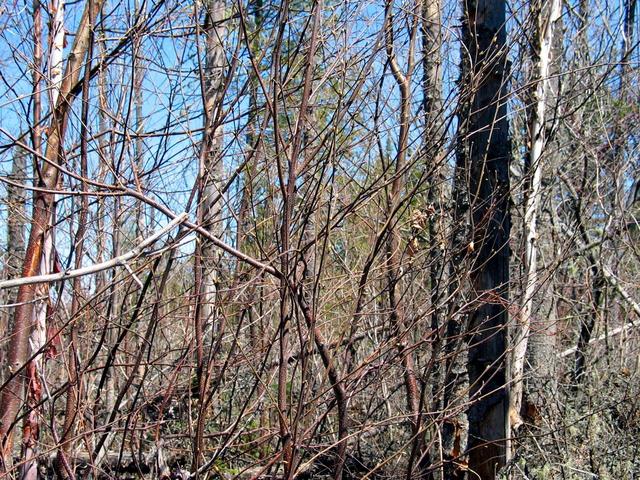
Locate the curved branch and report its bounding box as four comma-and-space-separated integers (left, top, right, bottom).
0, 214, 187, 290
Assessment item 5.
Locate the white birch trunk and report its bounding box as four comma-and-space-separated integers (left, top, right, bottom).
21, 3, 65, 478
48, 0, 65, 107
509, 0, 562, 435
30, 0, 65, 372
32, 0, 65, 384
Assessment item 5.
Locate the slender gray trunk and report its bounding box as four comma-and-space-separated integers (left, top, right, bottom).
3, 149, 28, 386
194, 0, 226, 471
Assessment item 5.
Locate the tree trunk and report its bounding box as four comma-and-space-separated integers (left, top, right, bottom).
458, 0, 512, 477
509, 0, 562, 440
524, 0, 563, 425
21, 2, 66, 477
54, 6, 95, 476
409, 0, 446, 476
383, 2, 424, 477
3, 149, 28, 385
0, 0, 103, 467
194, 0, 226, 471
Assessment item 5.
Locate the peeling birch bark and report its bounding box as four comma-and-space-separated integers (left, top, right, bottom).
509, 0, 563, 441
0, 0, 105, 467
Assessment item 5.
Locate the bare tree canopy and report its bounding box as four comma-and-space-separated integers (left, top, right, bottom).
0, 0, 638, 478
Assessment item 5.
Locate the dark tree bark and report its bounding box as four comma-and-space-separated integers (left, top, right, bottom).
457, 0, 511, 477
